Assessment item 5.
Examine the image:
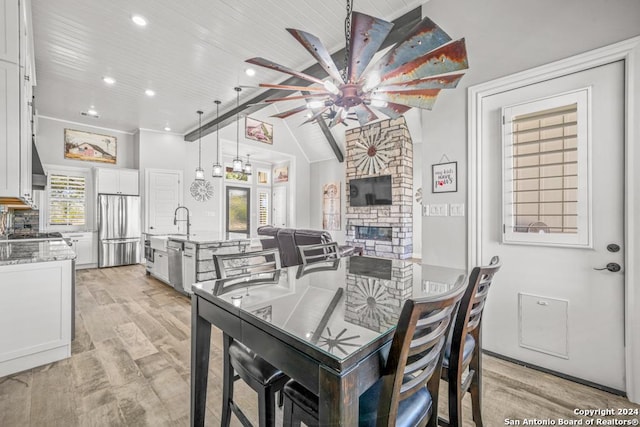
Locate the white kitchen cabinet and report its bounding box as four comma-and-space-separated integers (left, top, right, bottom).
62, 232, 96, 268
0, 0, 35, 204
0, 0, 19, 64
95, 167, 139, 195
153, 250, 169, 283
0, 260, 72, 377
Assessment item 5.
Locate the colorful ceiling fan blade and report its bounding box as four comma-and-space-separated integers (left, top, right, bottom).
374, 89, 441, 110
286, 29, 344, 83
347, 12, 394, 83
271, 105, 308, 119
246, 57, 326, 85
259, 83, 328, 92
370, 102, 411, 119
375, 74, 464, 92
264, 93, 329, 103
301, 107, 329, 125
353, 104, 378, 127
378, 38, 468, 86
362, 16, 452, 83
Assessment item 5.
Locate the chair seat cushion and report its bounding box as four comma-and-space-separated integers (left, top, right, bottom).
229, 341, 285, 386
283, 375, 432, 427
443, 334, 475, 368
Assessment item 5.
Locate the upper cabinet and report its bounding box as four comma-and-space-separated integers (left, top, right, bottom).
95, 168, 139, 195
0, 0, 36, 205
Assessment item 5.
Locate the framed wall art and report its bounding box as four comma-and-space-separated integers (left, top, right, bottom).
273, 165, 288, 183
322, 181, 341, 231
257, 168, 270, 185
245, 117, 274, 144
432, 161, 457, 193
64, 128, 117, 164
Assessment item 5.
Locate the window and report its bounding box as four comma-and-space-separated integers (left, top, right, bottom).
49, 173, 86, 226
502, 88, 590, 247
258, 191, 269, 226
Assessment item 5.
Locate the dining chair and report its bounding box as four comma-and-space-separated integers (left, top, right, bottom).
295, 242, 341, 278
440, 256, 501, 427
281, 277, 467, 427
213, 248, 288, 427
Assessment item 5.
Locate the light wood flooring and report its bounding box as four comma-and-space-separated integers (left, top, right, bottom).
0, 265, 638, 426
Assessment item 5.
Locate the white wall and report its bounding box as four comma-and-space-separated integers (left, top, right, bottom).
309, 159, 346, 242
419, 0, 640, 268
36, 116, 135, 169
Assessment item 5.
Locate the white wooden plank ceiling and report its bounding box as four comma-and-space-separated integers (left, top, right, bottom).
31, 0, 425, 148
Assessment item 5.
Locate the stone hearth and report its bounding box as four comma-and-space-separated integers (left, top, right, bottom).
345, 117, 413, 259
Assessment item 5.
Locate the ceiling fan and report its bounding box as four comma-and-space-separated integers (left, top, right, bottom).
246, 0, 469, 128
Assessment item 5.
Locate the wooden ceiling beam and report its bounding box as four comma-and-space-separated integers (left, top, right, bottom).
184, 6, 423, 143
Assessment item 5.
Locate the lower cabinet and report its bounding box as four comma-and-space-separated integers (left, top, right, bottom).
0, 260, 73, 377
62, 232, 97, 268
152, 249, 169, 283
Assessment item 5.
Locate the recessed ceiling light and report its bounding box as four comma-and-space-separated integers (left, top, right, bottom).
245, 68, 256, 77
131, 15, 147, 26
87, 108, 98, 116
102, 76, 116, 85
164, 126, 171, 132
145, 89, 155, 97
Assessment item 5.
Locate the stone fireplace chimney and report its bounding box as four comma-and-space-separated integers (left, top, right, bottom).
345, 117, 413, 259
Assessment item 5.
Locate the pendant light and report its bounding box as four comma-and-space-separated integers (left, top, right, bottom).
211, 100, 223, 178
232, 87, 244, 172
243, 154, 252, 175
194, 110, 205, 181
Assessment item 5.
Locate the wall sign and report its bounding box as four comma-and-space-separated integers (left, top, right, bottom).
432, 161, 457, 193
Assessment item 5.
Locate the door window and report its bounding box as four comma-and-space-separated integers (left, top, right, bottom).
226, 186, 250, 239
502, 88, 591, 247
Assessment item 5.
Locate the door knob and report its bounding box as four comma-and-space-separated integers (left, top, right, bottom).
594, 263, 622, 272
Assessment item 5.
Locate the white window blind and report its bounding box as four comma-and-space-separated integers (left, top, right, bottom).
49, 174, 86, 226
502, 88, 590, 247
258, 191, 269, 226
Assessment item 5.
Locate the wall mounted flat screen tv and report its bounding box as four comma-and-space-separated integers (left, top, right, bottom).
349, 175, 392, 206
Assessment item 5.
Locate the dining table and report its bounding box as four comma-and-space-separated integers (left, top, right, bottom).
190, 255, 466, 426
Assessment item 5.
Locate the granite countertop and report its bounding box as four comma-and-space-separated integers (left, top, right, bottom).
0, 239, 77, 266
167, 233, 252, 245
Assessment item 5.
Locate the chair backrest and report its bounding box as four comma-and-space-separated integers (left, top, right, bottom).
212, 248, 281, 294
448, 256, 501, 371
295, 242, 340, 278
377, 276, 467, 426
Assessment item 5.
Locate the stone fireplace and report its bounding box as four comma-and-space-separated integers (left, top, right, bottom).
345, 117, 413, 259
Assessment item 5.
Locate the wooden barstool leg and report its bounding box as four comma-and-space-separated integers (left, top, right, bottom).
221, 333, 234, 427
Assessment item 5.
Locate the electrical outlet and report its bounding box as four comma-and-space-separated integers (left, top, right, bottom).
450, 203, 465, 217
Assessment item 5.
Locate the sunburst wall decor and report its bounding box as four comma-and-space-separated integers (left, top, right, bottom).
352, 126, 394, 174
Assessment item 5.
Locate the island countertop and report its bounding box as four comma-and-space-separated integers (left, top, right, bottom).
0, 239, 77, 266
166, 233, 252, 245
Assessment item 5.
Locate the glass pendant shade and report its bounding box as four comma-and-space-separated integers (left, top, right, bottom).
212, 100, 223, 178
195, 167, 205, 180
243, 154, 252, 175
232, 158, 243, 172
212, 163, 223, 178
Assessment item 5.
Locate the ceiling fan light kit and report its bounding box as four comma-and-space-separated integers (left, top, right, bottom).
246, 0, 469, 128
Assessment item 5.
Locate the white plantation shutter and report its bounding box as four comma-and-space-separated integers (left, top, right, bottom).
49, 174, 86, 226
258, 191, 269, 226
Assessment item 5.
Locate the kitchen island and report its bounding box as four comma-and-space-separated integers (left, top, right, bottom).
0, 239, 76, 377
146, 233, 256, 295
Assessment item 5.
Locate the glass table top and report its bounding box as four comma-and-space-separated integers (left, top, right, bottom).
193, 256, 466, 363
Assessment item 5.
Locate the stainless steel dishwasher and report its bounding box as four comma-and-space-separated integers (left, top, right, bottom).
167, 239, 183, 292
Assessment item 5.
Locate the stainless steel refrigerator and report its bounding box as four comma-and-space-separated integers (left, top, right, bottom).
98, 194, 141, 267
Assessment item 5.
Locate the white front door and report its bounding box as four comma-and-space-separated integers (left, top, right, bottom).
272, 186, 287, 227
480, 61, 625, 391
146, 169, 183, 234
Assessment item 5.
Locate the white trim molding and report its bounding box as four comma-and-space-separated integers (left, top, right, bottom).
467, 36, 640, 403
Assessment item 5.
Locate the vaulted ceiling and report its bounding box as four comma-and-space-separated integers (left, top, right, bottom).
31, 0, 426, 161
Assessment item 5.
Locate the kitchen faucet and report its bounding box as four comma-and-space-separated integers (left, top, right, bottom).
173, 206, 191, 237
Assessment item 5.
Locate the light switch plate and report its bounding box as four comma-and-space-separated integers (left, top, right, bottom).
429, 204, 448, 216
422, 205, 429, 216
450, 203, 465, 216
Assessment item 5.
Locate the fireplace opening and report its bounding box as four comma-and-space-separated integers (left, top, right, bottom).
355, 226, 392, 241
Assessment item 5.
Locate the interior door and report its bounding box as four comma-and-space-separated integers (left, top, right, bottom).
480, 61, 625, 391
146, 169, 182, 234
226, 186, 250, 239
272, 186, 287, 227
